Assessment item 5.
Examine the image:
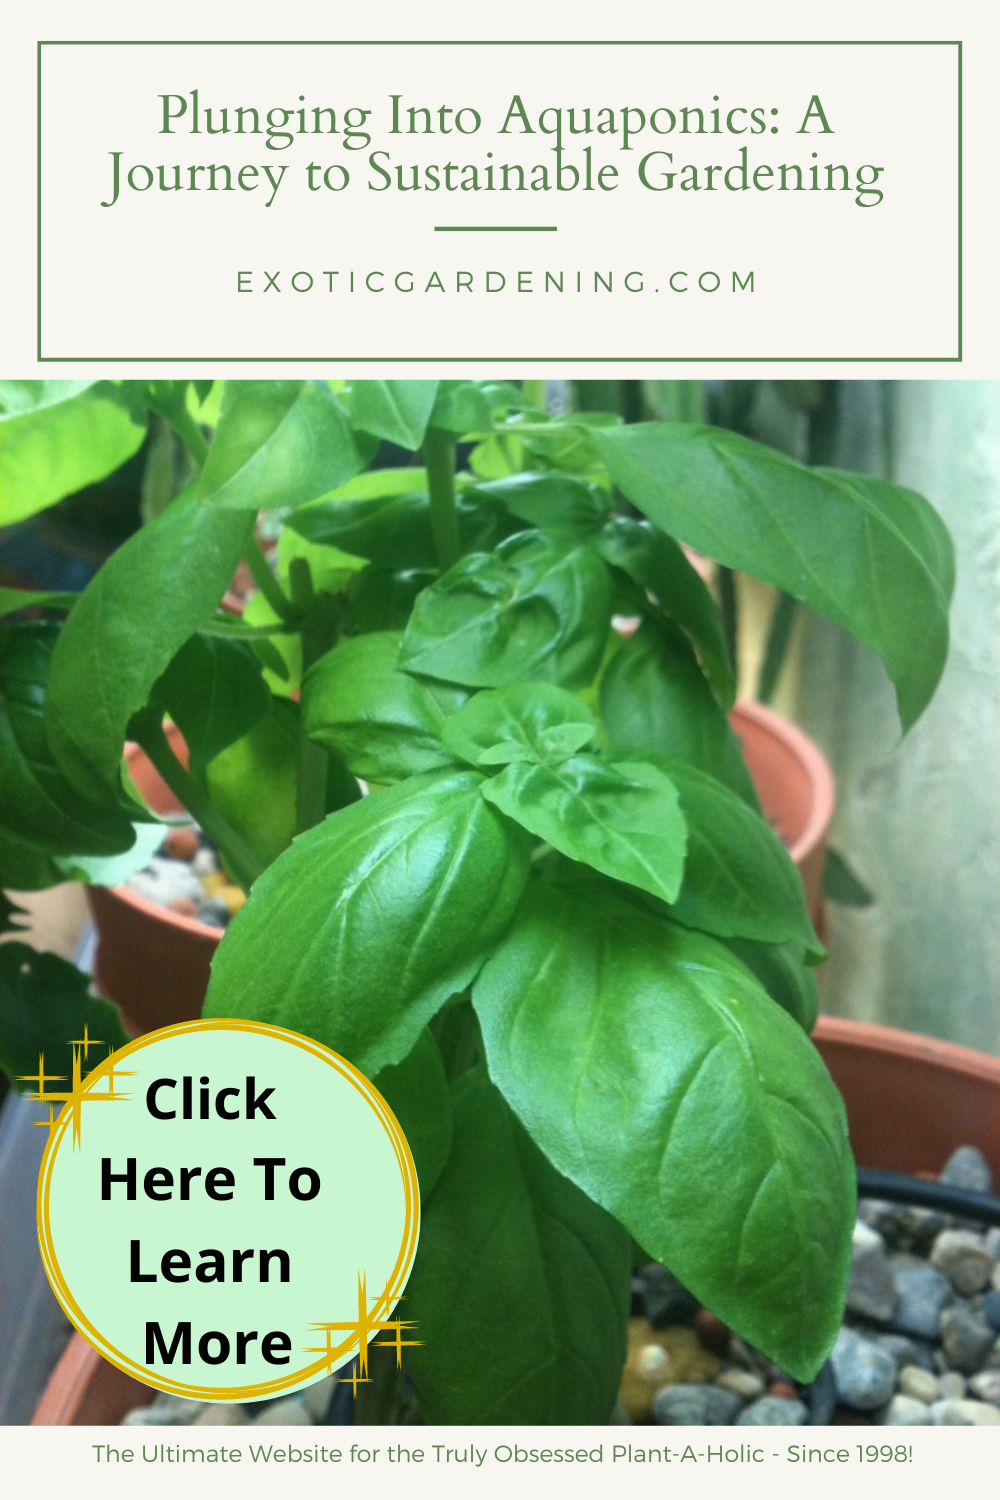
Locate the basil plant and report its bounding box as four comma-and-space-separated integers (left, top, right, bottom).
0, 379, 953, 1423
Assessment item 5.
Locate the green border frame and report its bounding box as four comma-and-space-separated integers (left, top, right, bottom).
36, 39, 963, 363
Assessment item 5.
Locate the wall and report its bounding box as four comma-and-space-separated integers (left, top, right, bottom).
795, 381, 1000, 1054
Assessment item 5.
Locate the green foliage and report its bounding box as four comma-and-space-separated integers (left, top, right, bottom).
0, 382, 146, 526
472, 879, 854, 1379
0, 377, 954, 1414
0, 944, 129, 1090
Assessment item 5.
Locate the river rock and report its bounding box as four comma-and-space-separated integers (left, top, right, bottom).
192, 1404, 250, 1426
877, 1395, 931, 1426
898, 1365, 940, 1404
639, 1265, 700, 1327
653, 1383, 743, 1426
830, 1329, 897, 1411
939, 1307, 996, 1372
736, 1396, 808, 1426
890, 1264, 953, 1338
968, 1369, 1000, 1405
620, 1320, 722, 1420
875, 1333, 937, 1372
981, 1290, 1000, 1331
302, 1374, 338, 1421
715, 1368, 766, 1401
930, 1229, 995, 1295
130, 857, 204, 908
930, 1399, 1000, 1426
848, 1223, 898, 1320
253, 1398, 311, 1425
939, 1146, 993, 1195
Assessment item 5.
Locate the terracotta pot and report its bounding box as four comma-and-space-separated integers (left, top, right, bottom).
730, 699, 835, 930
85, 725, 221, 1037
33, 1017, 1000, 1424
814, 1016, 1000, 1181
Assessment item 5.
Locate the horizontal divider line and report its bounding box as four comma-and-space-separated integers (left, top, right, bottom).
433, 225, 558, 232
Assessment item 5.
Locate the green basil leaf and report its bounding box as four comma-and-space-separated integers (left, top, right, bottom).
400, 531, 612, 690
822, 846, 875, 908
373, 1031, 452, 1199
594, 424, 952, 731
0, 943, 129, 1091
44, 492, 254, 799
721, 938, 820, 1033
203, 700, 300, 872
0, 588, 77, 619
0, 624, 137, 856
204, 771, 532, 1076
303, 633, 466, 782
155, 635, 271, 772
404, 1066, 630, 1423
429, 380, 494, 436
483, 755, 687, 905
596, 517, 736, 708
199, 381, 364, 510
652, 758, 823, 958
516, 411, 620, 474
468, 472, 611, 535
0, 827, 65, 890
440, 682, 597, 769
600, 621, 759, 805
350, 381, 439, 450
348, 568, 437, 635
472, 881, 854, 1380
0, 382, 146, 526
287, 490, 514, 570
0, 892, 26, 935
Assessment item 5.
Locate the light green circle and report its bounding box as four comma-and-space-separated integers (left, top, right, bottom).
39, 1022, 418, 1401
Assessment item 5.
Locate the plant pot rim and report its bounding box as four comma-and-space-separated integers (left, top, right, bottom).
731, 698, 835, 868
814, 1013, 1000, 1083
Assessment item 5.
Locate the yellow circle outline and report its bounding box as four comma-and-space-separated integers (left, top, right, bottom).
37, 1019, 419, 1402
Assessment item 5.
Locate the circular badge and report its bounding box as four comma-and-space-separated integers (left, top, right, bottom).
37, 1021, 419, 1401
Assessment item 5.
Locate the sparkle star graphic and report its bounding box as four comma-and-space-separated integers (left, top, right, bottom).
304, 1271, 421, 1394
20, 1033, 133, 1148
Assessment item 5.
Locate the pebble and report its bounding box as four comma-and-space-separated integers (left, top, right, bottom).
302, 1375, 338, 1422
830, 1329, 897, 1411
639, 1265, 700, 1328
983, 1291, 1000, 1331
939, 1307, 996, 1373
653, 1384, 743, 1426
848, 1223, 897, 1321
130, 857, 204, 909
877, 1394, 931, 1426
192, 1404, 250, 1426
940, 1146, 993, 1195
253, 1398, 311, 1426
890, 1264, 953, 1338
736, 1396, 808, 1426
192, 847, 221, 877
930, 1399, 1000, 1426
163, 826, 200, 862
938, 1370, 966, 1399
968, 1369, 1000, 1405
986, 1228, 1000, 1260
715, 1369, 766, 1401
875, 1333, 937, 1372
930, 1229, 995, 1295
897, 1365, 940, 1404
619, 1320, 722, 1421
